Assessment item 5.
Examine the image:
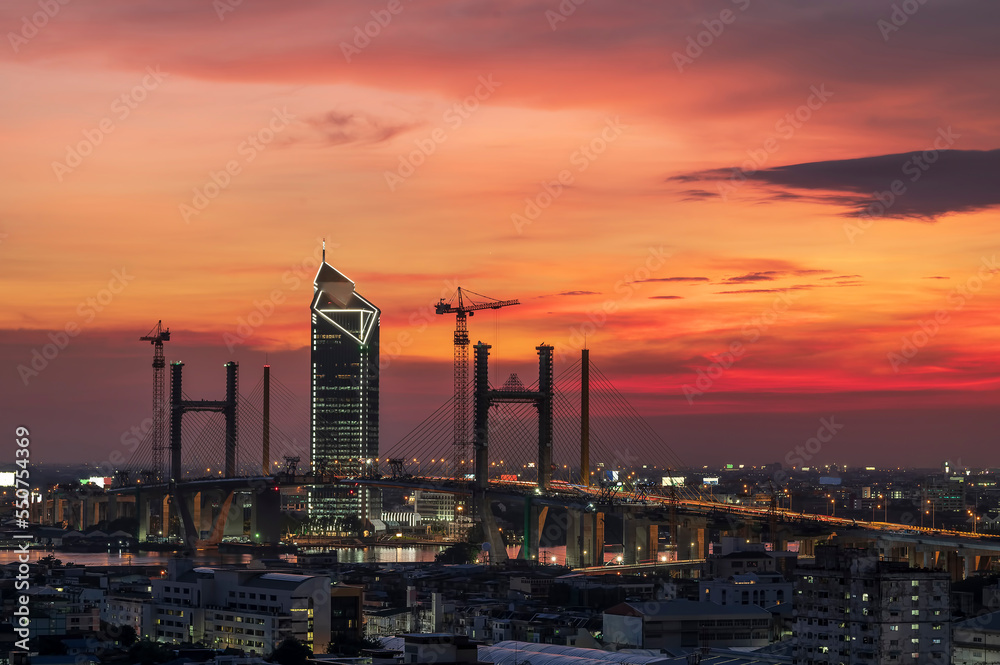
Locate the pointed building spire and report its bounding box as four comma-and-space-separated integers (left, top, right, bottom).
322, 237, 326, 263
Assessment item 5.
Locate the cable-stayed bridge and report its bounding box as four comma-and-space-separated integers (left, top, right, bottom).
97, 346, 1000, 579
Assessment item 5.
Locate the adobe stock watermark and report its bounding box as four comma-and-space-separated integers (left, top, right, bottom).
717, 85, 833, 201
843, 126, 960, 243
384, 75, 501, 191
17, 268, 135, 385
7, 0, 71, 53
887, 255, 999, 373
555, 246, 669, 361
682, 288, 802, 404
383, 278, 460, 370
340, 0, 413, 62
179, 107, 295, 222
545, 0, 587, 31
213, 0, 242, 21
511, 116, 627, 234
672, 0, 751, 73
224, 240, 330, 352
877, 0, 931, 41
51, 66, 168, 182
779, 417, 845, 474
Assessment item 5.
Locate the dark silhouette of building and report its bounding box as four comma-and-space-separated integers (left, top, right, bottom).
309, 244, 380, 531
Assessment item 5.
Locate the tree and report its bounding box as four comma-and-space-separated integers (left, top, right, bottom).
38, 554, 63, 567
327, 635, 381, 657
100, 622, 138, 647
269, 637, 312, 665
37, 635, 67, 656
435, 541, 478, 564
108, 516, 139, 536
117, 624, 138, 647
128, 639, 176, 665
339, 514, 364, 535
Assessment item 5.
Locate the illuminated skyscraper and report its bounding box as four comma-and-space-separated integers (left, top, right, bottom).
309, 243, 380, 532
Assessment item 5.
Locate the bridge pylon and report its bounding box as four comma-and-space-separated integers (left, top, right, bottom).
472, 342, 554, 490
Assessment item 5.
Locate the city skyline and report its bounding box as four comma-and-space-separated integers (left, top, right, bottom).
3, 1, 1000, 468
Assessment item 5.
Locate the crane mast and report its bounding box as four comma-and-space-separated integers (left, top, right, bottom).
453, 309, 470, 481
139, 321, 170, 483
436, 288, 519, 480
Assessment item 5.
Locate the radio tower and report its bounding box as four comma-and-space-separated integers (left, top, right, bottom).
435, 288, 519, 480
139, 321, 170, 482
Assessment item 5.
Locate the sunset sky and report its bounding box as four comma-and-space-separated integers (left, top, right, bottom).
3, 0, 1000, 468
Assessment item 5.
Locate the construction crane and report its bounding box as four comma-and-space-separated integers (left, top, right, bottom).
139, 321, 170, 482
435, 288, 519, 480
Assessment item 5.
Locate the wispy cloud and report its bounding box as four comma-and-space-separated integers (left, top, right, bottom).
633, 276, 709, 284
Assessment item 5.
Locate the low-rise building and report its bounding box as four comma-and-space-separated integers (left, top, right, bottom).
953, 609, 1000, 665
100, 592, 151, 636
602, 599, 773, 649
150, 559, 331, 654
699, 572, 792, 608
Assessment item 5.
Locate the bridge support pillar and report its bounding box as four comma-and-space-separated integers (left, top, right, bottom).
567, 509, 604, 568
473, 491, 508, 564
55, 497, 65, 527
622, 512, 655, 565
522, 499, 548, 562
473, 343, 491, 492
677, 523, 706, 562
946, 551, 962, 582
162, 494, 172, 539
224, 493, 245, 537
964, 555, 977, 580
107, 494, 117, 524
622, 512, 636, 565
192, 491, 203, 540
536, 344, 553, 492
198, 491, 216, 538
567, 509, 584, 568
137, 490, 149, 541
250, 487, 281, 543
590, 512, 605, 566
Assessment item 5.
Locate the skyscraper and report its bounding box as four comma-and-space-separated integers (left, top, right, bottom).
309, 243, 380, 532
